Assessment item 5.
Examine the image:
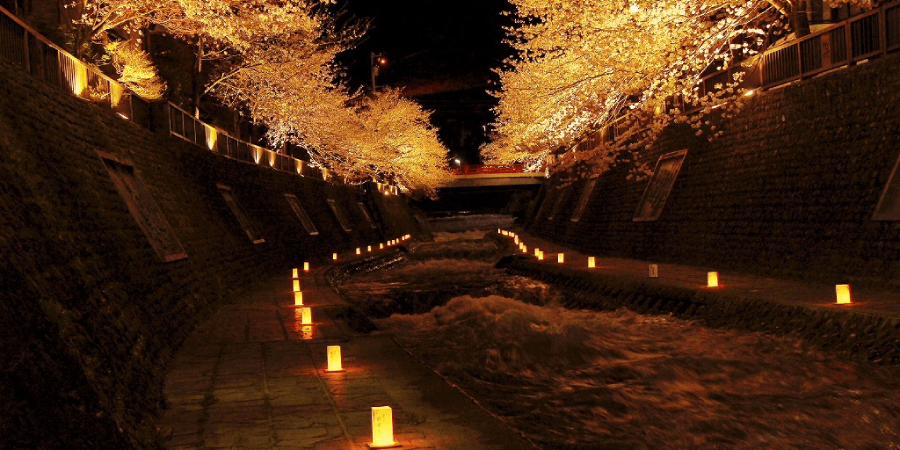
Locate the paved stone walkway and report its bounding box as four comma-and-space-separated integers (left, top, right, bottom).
159, 258, 535, 450
501, 229, 900, 320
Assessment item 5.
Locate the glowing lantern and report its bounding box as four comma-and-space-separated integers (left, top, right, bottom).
537, 251, 544, 260
333, 253, 338, 261
588, 257, 596, 268
649, 264, 658, 278
293, 279, 301, 292
498, 228, 501, 234
534, 248, 541, 257
294, 291, 303, 306
304, 262, 310, 272
522, 245, 527, 253
368, 245, 372, 252
514, 236, 519, 244
356, 248, 361, 255
836, 284, 852, 304
326, 346, 343, 372
558, 253, 565, 264
370, 406, 399, 448
707, 272, 719, 287
300, 307, 312, 325
380, 243, 384, 249
292, 268, 299, 278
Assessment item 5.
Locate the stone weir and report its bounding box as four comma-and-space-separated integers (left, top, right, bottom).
530, 52, 900, 290
0, 60, 419, 449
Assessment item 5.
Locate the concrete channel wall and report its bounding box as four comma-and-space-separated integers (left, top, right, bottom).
0, 60, 419, 449
528, 52, 900, 290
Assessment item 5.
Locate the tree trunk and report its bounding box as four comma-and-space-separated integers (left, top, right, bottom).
791, 0, 811, 37
192, 37, 203, 119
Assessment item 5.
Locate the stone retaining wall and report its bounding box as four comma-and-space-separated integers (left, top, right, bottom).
499, 257, 900, 366
0, 60, 418, 450
529, 52, 900, 290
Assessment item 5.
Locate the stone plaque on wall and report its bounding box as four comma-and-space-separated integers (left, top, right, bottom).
633, 149, 688, 222
873, 152, 900, 220
99, 152, 187, 262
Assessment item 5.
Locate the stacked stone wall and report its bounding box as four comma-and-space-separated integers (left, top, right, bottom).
530, 53, 900, 289
0, 60, 416, 449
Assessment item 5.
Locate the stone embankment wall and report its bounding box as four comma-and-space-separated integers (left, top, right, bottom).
498, 257, 900, 366
529, 53, 900, 289
0, 61, 418, 449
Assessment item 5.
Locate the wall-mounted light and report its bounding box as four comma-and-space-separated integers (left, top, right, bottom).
326, 346, 343, 372
836, 284, 852, 304
707, 272, 719, 287
370, 406, 399, 448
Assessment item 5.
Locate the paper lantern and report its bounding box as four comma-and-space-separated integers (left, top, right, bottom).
707, 272, 719, 287
535, 248, 541, 257
300, 307, 312, 325
522, 245, 528, 253
370, 406, 399, 448
292, 268, 299, 278
649, 264, 658, 278
356, 248, 361, 255
304, 262, 310, 272
294, 291, 303, 306
588, 257, 596, 268
293, 279, 301, 292
367, 245, 372, 252
558, 253, 565, 264
537, 251, 544, 260
380, 243, 384, 249
333, 253, 338, 261
326, 346, 343, 372
836, 284, 851, 304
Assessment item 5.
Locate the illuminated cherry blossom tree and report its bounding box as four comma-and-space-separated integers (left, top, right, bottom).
485, 0, 872, 178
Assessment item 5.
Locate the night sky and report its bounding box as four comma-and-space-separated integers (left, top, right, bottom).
335, 0, 515, 164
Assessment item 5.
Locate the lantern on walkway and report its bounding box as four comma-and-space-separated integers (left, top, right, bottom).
300, 307, 312, 325
558, 253, 565, 264
333, 253, 338, 261
326, 346, 343, 372
588, 257, 596, 268
292, 268, 299, 278
836, 284, 852, 304
304, 262, 310, 272
370, 406, 399, 448
293, 279, 301, 292
294, 291, 303, 306
649, 264, 658, 278
707, 272, 719, 287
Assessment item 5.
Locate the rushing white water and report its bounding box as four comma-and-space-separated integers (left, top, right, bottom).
343, 232, 900, 450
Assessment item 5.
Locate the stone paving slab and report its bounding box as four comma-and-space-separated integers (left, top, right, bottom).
160, 259, 535, 450
504, 229, 900, 319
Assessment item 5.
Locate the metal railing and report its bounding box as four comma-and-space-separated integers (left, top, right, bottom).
758, 0, 900, 88
0, 6, 147, 126
166, 102, 328, 181
0, 6, 389, 190
452, 164, 532, 176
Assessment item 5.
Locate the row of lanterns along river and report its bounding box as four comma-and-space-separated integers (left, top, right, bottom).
290, 233, 411, 448
497, 229, 853, 305
289, 228, 853, 448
